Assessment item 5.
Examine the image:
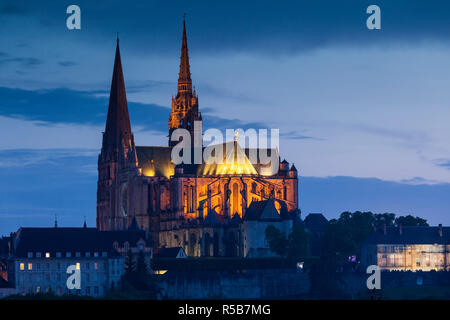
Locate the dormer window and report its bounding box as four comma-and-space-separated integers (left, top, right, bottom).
27, 252, 33, 258
45, 252, 50, 258
75, 252, 81, 257
66, 252, 71, 258
102, 252, 107, 258
56, 252, 62, 258
94, 252, 99, 257
85, 252, 90, 257
36, 252, 41, 258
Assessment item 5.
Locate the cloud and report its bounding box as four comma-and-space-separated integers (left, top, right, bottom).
0, 149, 97, 168
0, 86, 277, 135
2, 0, 450, 57
281, 130, 323, 141
58, 61, 77, 67
199, 84, 269, 105
399, 176, 441, 185
0, 4, 28, 15
433, 158, 450, 170
0, 57, 43, 68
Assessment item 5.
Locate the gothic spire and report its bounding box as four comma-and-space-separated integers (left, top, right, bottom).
178, 17, 192, 94
103, 37, 132, 153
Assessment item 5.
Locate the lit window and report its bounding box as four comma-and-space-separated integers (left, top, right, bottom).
94, 262, 98, 270
45, 252, 50, 258
76, 262, 80, 270
36, 286, 41, 293
28, 263, 32, 270
20, 263, 24, 270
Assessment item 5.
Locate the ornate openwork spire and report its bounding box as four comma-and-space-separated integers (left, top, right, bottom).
168, 17, 201, 147
178, 17, 192, 94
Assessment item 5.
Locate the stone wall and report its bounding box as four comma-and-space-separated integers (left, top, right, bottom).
157, 269, 309, 299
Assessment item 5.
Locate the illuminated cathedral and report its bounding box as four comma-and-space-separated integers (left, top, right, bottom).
96, 20, 300, 257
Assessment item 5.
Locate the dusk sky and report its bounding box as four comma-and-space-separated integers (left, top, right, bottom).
1, 0, 450, 235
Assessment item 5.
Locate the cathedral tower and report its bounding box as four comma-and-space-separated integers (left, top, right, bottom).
168, 19, 202, 147
97, 38, 137, 231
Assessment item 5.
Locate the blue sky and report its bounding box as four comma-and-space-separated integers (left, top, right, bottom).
1, 0, 450, 235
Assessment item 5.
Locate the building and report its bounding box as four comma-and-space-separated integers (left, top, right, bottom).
361, 224, 450, 271
153, 247, 187, 259
96, 19, 300, 257
241, 199, 294, 258
303, 213, 328, 257
5, 226, 151, 297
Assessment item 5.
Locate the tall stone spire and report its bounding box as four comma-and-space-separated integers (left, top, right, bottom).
103, 37, 132, 154
178, 18, 192, 94
97, 37, 136, 231
168, 18, 201, 147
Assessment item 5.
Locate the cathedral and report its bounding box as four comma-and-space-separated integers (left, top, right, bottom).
96, 20, 300, 257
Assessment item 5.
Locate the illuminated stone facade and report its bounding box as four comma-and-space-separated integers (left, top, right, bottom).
362, 225, 450, 271
96, 21, 300, 257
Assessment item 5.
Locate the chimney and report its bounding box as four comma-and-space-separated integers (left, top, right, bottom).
398, 223, 402, 235
439, 224, 443, 237
383, 223, 387, 235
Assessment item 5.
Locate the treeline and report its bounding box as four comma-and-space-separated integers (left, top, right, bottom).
265, 211, 429, 299
323, 211, 428, 264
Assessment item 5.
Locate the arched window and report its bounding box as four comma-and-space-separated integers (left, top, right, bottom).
183, 186, 188, 214
189, 186, 194, 212
189, 234, 196, 256
204, 233, 212, 257
232, 183, 239, 215
213, 233, 219, 257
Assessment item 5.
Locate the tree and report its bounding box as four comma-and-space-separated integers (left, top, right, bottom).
373, 213, 395, 228
265, 225, 289, 256
321, 211, 429, 264
122, 250, 150, 291
322, 211, 376, 263
395, 215, 428, 227
265, 225, 310, 260
287, 225, 310, 261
